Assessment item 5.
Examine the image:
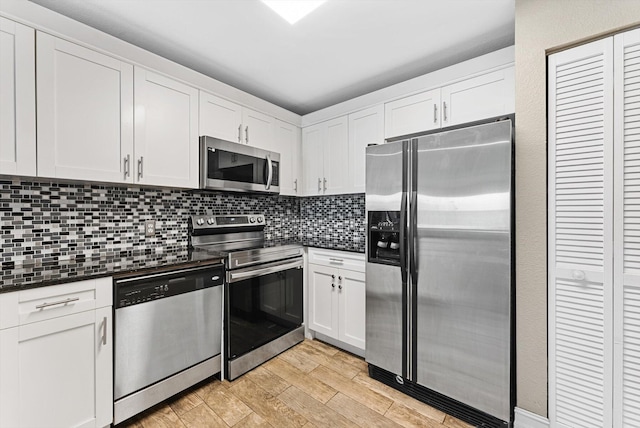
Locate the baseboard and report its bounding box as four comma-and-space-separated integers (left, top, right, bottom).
514, 407, 549, 428
313, 332, 365, 358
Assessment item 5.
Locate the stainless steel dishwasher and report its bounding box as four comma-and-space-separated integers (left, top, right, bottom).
113, 263, 223, 424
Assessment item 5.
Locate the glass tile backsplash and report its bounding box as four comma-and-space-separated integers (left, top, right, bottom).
1, 178, 365, 267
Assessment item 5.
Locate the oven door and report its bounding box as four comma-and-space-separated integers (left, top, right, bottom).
226, 258, 303, 361
200, 136, 280, 194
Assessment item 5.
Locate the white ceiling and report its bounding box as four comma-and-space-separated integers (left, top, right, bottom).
29, 0, 515, 116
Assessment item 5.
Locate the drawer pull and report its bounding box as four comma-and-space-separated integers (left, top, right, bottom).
35, 297, 80, 310
329, 258, 344, 264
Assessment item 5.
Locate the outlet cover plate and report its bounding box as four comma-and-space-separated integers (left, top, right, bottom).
145, 220, 156, 237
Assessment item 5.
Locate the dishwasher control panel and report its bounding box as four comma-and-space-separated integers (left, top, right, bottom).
114, 264, 224, 309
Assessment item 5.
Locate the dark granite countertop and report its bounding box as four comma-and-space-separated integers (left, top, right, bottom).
300, 237, 365, 254
0, 247, 224, 294
0, 239, 364, 294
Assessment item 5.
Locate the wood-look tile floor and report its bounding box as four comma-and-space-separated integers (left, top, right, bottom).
121, 339, 473, 428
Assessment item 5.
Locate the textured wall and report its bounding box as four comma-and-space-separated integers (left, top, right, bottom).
515, 0, 640, 417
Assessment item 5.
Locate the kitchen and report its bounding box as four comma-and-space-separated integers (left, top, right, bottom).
1, 1, 639, 428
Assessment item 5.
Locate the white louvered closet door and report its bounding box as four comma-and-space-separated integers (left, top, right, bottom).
548, 38, 614, 428
614, 28, 640, 428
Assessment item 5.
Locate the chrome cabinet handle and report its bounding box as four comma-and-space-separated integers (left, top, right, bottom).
323, 178, 327, 192
329, 258, 343, 264
35, 297, 80, 310
338, 276, 342, 281
443, 101, 448, 122
123, 154, 130, 179
331, 283, 335, 288
332, 274, 335, 279
318, 178, 322, 192
433, 104, 438, 123
238, 124, 242, 143
294, 179, 297, 192
245, 126, 249, 144
138, 156, 144, 179
101, 316, 107, 345
338, 284, 342, 290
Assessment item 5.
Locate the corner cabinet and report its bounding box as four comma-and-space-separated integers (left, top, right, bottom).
134, 67, 199, 188
0, 17, 36, 176
302, 116, 349, 196
0, 278, 113, 428
548, 27, 640, 428
307, 248, 366, 353
36, 31, 134, 183
275, 119, 302, 196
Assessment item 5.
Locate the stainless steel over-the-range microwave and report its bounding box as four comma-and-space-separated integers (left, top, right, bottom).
200, 136, 280, 194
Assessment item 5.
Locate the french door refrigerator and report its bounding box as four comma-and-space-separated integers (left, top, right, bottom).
365, 117, 514, 427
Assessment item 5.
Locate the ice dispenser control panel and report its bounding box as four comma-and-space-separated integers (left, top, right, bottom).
368, 211, 401, 266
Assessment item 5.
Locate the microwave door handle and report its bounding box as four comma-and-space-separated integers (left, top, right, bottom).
265, 155, 273, 190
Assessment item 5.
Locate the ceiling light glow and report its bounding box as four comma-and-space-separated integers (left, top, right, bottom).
262, 0, 326, 25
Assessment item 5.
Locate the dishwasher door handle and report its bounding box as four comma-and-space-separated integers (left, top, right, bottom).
227, 259, 303, 283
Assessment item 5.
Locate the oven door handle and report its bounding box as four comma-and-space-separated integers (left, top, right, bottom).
227, 258, 303, 283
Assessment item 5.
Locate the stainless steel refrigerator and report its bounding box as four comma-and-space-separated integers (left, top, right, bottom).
365, 117, 514, 427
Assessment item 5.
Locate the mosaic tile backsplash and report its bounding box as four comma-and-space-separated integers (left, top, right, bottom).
299, 194, 366, 252
1, 178, 365, 267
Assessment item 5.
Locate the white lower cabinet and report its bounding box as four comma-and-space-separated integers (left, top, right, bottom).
0, 278, 113, 428
307, 249, 366, 351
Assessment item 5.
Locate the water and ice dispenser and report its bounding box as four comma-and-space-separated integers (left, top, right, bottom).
367, 211, 401, 265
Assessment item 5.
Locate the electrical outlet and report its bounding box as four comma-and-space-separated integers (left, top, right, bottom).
145, 220, 156, 237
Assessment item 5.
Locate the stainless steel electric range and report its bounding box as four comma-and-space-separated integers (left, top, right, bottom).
189, 214, 304, 380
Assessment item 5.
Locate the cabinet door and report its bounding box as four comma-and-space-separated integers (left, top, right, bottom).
548, 38, 613, 428
614, 28, 640, 428
338, 269, 366, 350
0, 18, 35, 176
302, 123, 324, 196
36, 32, 134, 183
199, 91, 243, 143
275, 119, 301, 196
348, 105, 384, 193
323, 116, 349, 195
308, 264, 339, 338
242, 108, 275, 151
0, 309, 112, 428
384, 89, 440, 139
441, 67, 515, 127
134, 67, 198, 188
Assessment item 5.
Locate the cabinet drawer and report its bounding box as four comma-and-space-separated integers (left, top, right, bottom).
308, 248, 365, 272
0, 277, 112, 329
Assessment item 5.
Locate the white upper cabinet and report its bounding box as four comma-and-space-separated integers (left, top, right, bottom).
36, 32, 134, 183
302, 123, 324, 195
383, 66, 515, 139
242, 107, 275, 151
275, 119, 301, 196
348, 105, 384, 193
199, 92, 243, 143
384, 89, 441, 139
199, 91, 275, 151
301, 116, 349, 196
323, 116, 349, 195
0, 17, 35, 177
441, 67, 515, 127
134, 67, 199, 188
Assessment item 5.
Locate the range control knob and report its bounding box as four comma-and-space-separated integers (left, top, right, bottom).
207, 218, 215, 225
196, 218, 205, 226
257, 217, 264, 223
249, 216, 256, 223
